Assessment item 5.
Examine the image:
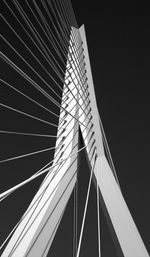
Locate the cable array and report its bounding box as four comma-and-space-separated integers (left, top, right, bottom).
0, 1, 119, 257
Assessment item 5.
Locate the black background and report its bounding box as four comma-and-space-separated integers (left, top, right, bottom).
0, 1, 150, 256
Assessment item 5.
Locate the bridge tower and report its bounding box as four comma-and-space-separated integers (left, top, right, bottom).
0, 1, 149, 257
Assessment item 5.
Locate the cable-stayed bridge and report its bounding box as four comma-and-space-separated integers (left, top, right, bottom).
0, 1, 149, 256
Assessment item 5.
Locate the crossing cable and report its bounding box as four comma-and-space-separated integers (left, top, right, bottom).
61, 47, 91, 122
0, 103, 77, 198
0, 80, 81, 140
0, 0, 92, 242
0, 52, 89, 130
62, 0, 120, 187
12, 0, 85, 110
69, 49, 89, 109
0, 24, 90, 130
57, 91, 92, 138
66, 44, 90, 105
37, 0, 91, 120
70, 43, 112, 172
40, 101, 91, 180
0, 0, 91, 175
7, 0, 79, 110
73, 31, 92, 99
64, 53, 91, 119
53, 0, 91, 112
68, 11, 120, 187
68, 56, 89, 109
76, 155, 97, 257
56, 98, 91, 144
0, 142, 89, 203
0, 145, 88, 254
0, 69, 87, 135
0, 49, 82, 134
57, 2, 82, 84
0, 113, 92, 252
71, 30, 86, 75
49, 106, 90, 175
72, 29, 115, 174
0, 93, 90, 188
1, 1, 102, 254
0, 102, 90, 203
17, 0, 90, 123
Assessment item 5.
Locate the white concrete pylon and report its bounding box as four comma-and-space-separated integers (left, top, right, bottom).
1, 28, 79, 257
79, 25, 149, 257
2, 25, 149, 257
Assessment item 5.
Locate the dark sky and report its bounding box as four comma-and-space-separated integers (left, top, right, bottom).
0, 1, 150, 256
